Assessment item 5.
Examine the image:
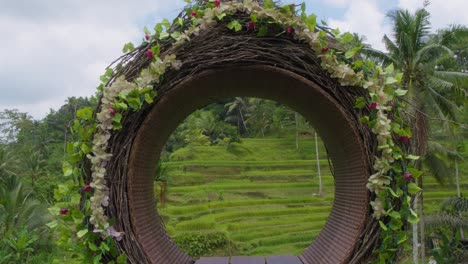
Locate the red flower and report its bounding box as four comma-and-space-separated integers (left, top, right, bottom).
214, 0, 221, 7
369, 102, 378, 110
247, 21, 255, 31
60, 207, 69, 215
191, 11, 197, 17
399, 135, 410, 143
82, 184, 92, 193
145, 49, 154, 59
321, 46, 329, 53
287, 26, 294, 35
109, 108, 116, 116
403, 172, 413, 181
145, 33, 150, 41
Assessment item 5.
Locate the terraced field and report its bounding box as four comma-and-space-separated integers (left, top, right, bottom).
157, 138, 467, 257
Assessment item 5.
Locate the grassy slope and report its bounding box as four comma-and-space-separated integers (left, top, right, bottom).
158, 137, 467, 257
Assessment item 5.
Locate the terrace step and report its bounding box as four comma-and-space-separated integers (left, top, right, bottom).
194, 255, 303, 264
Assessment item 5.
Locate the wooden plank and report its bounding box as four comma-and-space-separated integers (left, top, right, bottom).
195, 257, 230, 264
231, 256, 265, 264
266, 255, 302, 264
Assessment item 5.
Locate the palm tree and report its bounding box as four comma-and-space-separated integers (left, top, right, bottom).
21, 151, 46, 187
361, 6, 468, 263
224, 97, 249, 136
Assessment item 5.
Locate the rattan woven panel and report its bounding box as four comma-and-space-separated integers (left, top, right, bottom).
127, 66, 370, 263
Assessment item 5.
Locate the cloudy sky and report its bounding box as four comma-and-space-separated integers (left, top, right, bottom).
1, 0, 467, 120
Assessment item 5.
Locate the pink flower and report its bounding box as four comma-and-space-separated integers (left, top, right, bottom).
404, 172, 413, 181
321, 46, 329, 53
109, 108, 116, 116
369, 102, 378, 110
82, 184, 92, 193
247, 21, 255, 31
60, 207, 69, 215
191, 11, 197, 17
145, 49, 154, 59
145, 34, 150, 41
399, 135, 410, 143
287, 26, 293, 35
214, 0, 221, 7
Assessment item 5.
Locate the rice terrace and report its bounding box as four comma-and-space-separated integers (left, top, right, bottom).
0, 0, 466, 264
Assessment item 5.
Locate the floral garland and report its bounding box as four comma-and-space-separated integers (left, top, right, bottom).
56, 0, 422, 262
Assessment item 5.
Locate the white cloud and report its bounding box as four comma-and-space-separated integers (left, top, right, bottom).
398, 0, 468, 30
0, 0, 184, 119
328, 0, 391, 51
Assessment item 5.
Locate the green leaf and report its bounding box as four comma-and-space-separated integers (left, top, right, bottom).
406, 154, 420, 160
395, 72, 403, 83
151, 45, 160, 57
387, 187, 399, 198
46, 220, 58, 229
154, 23, 163, 35
62, 162, 73, 177
80, 143, 92, 155
144, 93, 154, 104
143, 26, 150, 35
88, 242, 99, 251
305, 14, 317, 31
359, 116, 369, 124
396, 232, 407, 245
301, 2, 306, 13
250, 14, 257, 23
354, 97, 366, 109
258, 25, 268, 37
385, 77, 398, 85
177, 17, 184, 27
161, 19, 170, 30
385, 64, 394, 74
395, 88, 408, 96
408, 214, 420, 224
345, 46, 362, 59
77, 229, 88, 238
408, 183, 422, 195
112, 113, 122, 123
116, 102, 128, 111
76, 107, 94, 120
100, 242, 110, 252
341, 32, 354, 44
160, 32, 170, 39
407, 168, 423, 178
216, 13, 226, 20
379, 220, 388, 231
171, 31, 181, 40
264, 0, 274, 9
227, 20, 242, 32
388, 211, 401, 219
321, 20, 328, 26
122, 42, 135, 53
117, 254, 128, 264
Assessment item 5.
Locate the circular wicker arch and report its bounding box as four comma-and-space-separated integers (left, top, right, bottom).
106, 25, 378, 264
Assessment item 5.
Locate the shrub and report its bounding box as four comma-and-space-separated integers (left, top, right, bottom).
174, 231, 229, 257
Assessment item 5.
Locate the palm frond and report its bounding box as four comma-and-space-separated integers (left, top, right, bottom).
426, 86, 462, 122
425, 213, 468, 228
360, 47, 396, 66
434, 71, 468, 90
416, 44, 453, 65
442, 197, 468, 212
423, 148, 451, 185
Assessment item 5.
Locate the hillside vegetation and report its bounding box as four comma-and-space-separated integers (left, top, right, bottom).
158, 137, 467, 257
